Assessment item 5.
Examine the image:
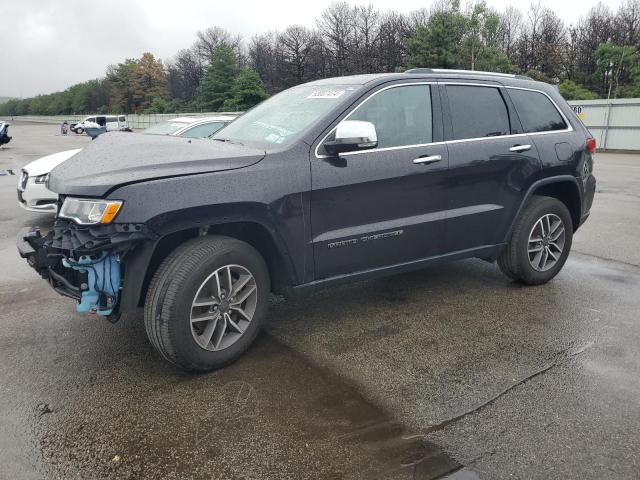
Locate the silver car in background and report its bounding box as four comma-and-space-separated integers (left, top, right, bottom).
142, 115, 237, 137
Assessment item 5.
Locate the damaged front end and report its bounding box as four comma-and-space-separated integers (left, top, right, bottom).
17, 219, 152, 319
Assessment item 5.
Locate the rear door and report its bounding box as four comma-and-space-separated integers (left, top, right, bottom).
505, 87, 574, 166
442, 82, 541, 252
311, 82, 449, 279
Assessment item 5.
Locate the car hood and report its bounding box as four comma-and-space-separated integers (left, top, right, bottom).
48, 132, 266, 197
23, 149, 82, 176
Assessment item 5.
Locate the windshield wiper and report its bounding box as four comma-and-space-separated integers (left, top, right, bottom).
212, 137, 244, 146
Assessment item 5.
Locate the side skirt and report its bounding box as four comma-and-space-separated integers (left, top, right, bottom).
289, 244, 505, 297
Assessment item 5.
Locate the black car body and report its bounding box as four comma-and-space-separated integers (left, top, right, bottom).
0, 122, 10, 146
18, 69, 596, 370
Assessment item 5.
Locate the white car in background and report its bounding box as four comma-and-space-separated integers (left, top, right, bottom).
71, 115, 128, 134
17, 115, 238, 213
17, 149, 81, 212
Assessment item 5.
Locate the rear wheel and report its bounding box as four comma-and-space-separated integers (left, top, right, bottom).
498, 196, 573, 285
144, 236, 270, 372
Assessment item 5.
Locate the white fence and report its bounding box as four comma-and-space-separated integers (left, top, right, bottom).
568, 99, 640, 151
4, 112, 242, 129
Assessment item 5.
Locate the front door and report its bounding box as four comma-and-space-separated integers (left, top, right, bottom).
310, 83, 449, 280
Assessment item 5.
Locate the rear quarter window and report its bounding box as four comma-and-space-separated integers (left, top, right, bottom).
508, 88, 567, 133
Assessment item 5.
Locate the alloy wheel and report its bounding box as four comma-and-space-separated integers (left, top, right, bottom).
527, 213, 566, 272
190, 264, 258, 351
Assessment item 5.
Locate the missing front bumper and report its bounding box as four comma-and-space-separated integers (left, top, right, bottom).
17, 220, 152, 317
17, 227, 84, 302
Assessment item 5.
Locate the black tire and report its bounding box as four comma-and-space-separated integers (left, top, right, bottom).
144, 235, 270, 372
498, 195, 573, 285
75, 128, 83, 134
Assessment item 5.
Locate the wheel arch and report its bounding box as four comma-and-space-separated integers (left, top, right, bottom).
119, 218, 297, 313
504, 175, 582, 243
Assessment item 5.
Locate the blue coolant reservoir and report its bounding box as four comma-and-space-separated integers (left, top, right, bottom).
63, 252, 121, 315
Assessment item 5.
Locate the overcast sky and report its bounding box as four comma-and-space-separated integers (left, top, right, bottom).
1, 0, 624, 98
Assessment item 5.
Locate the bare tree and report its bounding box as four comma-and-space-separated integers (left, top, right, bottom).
537, 9, 566, 80
497, 6, 522, 59
248, 33, 279, 93
378, 11, 412, 72
573, 3, 615, 88
193, 27, 243, 65
352, 5, 382, 73
316, 2, 355, 76
279, 25, 315, 85
166, 48, 202, 103
614, 0, 640, 46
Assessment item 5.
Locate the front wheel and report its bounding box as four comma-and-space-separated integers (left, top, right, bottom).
144, 236, 270, 372
498, 196, 573, 285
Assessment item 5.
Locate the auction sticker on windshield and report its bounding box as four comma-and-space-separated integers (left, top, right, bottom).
307, 89, 345, 99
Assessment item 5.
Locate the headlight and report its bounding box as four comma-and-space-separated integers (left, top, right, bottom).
58, 198, 123, 225
34, 174, 49, 184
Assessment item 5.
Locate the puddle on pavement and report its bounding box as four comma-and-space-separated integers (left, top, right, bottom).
37, 329, 471, 479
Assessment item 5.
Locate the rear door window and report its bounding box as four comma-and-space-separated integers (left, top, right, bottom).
446, 85, 510, 140
348, 84, 433, 148
508, 88, 567, 133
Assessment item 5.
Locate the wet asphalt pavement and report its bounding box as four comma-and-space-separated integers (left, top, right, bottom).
1, 123, 639, 479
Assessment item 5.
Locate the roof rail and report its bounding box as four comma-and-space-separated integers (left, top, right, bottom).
404, 68, 531, 80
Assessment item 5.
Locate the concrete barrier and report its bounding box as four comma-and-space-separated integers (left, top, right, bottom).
3, 112, 243, 130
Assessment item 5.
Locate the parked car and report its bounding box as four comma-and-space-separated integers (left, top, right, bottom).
142, 116, 237, 138
17, 116, 234, 212
0, 121, 11, 147
17, 149, 82, 212
18, 69, 596, 372
71, 115, 128, 134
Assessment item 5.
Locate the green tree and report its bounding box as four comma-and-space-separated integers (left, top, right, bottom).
405, 2, 467, 69
594, 43, 638, 97
197, 44, 238, 111
558, 80, 599, 100
106, 59, 138, 113
221, 68, 269, 111
460, 2, 518, 73
144, 96, 170, 113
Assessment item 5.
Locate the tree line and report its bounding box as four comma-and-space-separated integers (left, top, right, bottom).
2, 0, 640, 117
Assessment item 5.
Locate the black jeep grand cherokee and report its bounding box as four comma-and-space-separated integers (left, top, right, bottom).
18, 69, 596, 371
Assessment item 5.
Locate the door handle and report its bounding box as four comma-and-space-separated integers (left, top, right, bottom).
509, 144, 531, 153
413, 154, 442, 165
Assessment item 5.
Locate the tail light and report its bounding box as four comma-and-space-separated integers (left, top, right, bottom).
586, 138, 596, 155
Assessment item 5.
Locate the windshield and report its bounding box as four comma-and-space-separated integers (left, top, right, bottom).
212, 84, 357, 148
143, 121, 188, 136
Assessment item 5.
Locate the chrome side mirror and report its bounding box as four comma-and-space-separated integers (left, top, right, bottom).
324, 120, 378, 155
